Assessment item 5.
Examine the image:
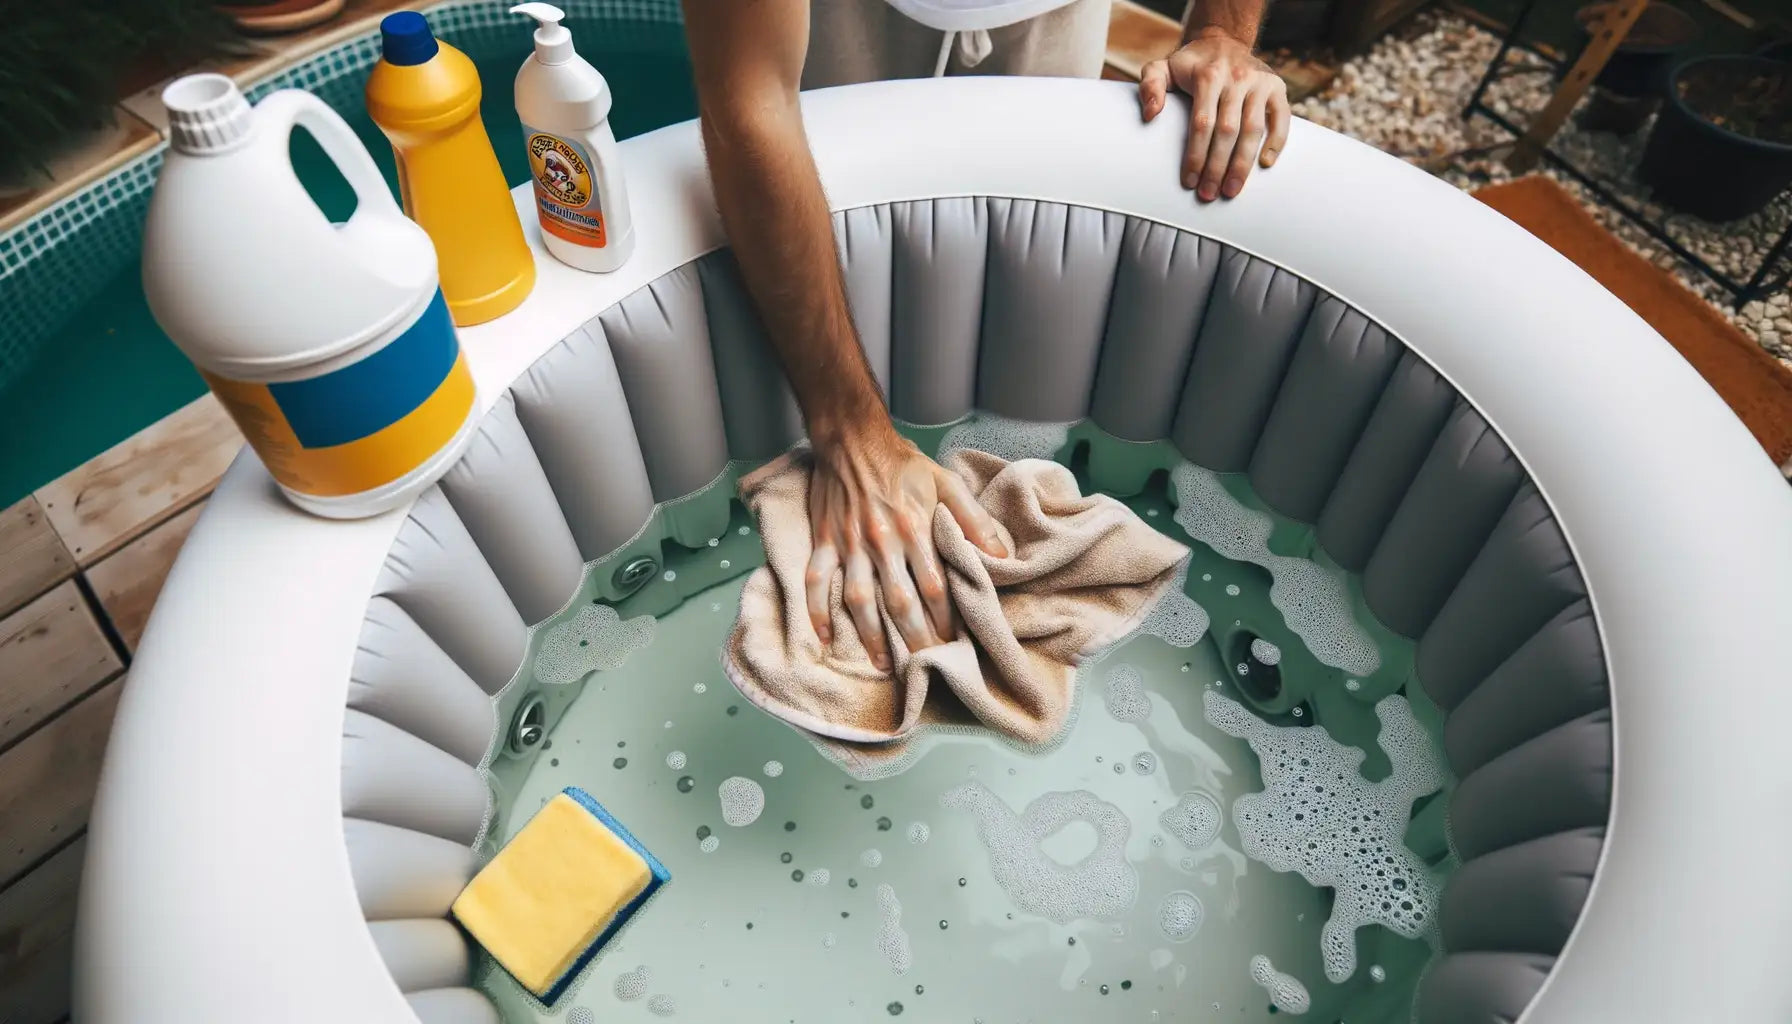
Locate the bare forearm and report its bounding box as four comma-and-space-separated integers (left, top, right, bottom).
1182, 0, 1266, 45
699, 105, 889, 448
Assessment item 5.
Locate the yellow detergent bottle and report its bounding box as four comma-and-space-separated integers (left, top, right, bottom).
365, 12, 535, 326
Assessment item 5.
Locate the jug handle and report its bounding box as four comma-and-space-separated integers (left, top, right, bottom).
253, 89, 398, 223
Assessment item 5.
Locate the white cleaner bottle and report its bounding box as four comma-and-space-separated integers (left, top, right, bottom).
142, 74, 478, 519
510, 2, 636, 273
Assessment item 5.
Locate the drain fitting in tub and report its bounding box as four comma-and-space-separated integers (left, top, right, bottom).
613, 555, 658, 596
509, 694, 548, 755
1230, 631, 1284, 706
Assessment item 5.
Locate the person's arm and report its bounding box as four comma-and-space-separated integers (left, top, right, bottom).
681, 0, 1006, 668
1139, 0, 1290, 202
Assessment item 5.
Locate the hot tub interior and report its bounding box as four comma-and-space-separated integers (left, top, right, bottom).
341, 202, 1614, 1024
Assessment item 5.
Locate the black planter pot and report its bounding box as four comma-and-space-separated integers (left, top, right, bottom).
1570, 2, 1700, 99
1639, 56, 1792, 222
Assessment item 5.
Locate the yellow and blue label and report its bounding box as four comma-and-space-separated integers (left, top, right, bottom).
526, 127, 606, 249
203, 289, 474, 498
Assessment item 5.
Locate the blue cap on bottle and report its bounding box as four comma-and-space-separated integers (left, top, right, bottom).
380, 12, 439, 66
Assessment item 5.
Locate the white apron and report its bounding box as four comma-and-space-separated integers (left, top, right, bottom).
803, 0, 1112, 89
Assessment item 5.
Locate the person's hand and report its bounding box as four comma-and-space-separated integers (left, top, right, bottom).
1138, 27, 1291, 202
806, 423, 1008, 669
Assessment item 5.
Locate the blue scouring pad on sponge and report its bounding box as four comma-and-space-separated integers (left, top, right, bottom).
451, 786, 668, 1004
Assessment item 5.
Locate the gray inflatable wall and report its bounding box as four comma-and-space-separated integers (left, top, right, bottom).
343, 199, 1612, 1024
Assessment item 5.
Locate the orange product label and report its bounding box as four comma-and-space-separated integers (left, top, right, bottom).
526, 128, 607, 249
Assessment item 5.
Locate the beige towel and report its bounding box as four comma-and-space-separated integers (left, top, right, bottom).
723, 447, 1189, 776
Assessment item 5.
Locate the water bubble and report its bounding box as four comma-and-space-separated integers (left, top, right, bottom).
1369, 965, 1387, 983
809, 868, 831, 886
614, 757, 628, 769
938, 920, 948, 930
663, 720, 673, 729
792, 870, 805, 882
1249, 954, 1311, 1014
1112, 762, 1126, 774
781, 852, 793, 864
1225, 584, 1241, 596
1100, 985, 1110, 995
708, 538, 720, 547
1237, 662, 1251, 676
1345, 678, 1361, 692
1291, 707, 1304, 717
726, 705, 739, 716
739, 526, 750, 535
666, 751, 688, 770
677, 776, 695, 793
1249, 638, 1283, 666
614, 966, 650, 1001
1201, 574, 1212, 581
763, 760, 784, 778
694, 682, 707, 694
1150, 834, 1165, 848
699, 836, 719, 853
862, 849, 884, 868
784, 821, 797, 832
822, 932, 836, 948
719, 559, 731, 569
887, 1003, 904, 1016
719, 776, 766, 827
861, 795, 876, 809
647, 994, 676, 1017
1158, 891, 1204, 942
1132, 752, 1157, 775
876, 884, 913, 974
1147, 508, 1159, 517
1102, 664, 1152, 723
877, 817, 893, 831
939, 782, 1139, 924
569, 1009, 594, 1024
1159, 791, 1224, 850
907, 822, 931, 845
663, 570, 677, 582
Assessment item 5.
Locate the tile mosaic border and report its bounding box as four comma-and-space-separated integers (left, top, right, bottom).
0, 0, 682, 388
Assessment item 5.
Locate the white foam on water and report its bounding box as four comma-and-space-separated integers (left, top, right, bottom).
718, 776, 765, 827
1102, 664, 1152, 723
862, 848, 884, 868
614, 966, 650, 1001
937, 415, 1072, 463
1205, 691, 1446, 982
1170, 462, 1381, 677
647, 993, 677, 1017
665, 751, 687, 771
1158, 891, 1204, 942
1135, 564, 1210, 648
694, 682, 707, 694
762, 760, 784, 778
699, 836, 719, 853
568, 1008, 594, 1024
1159, 791, 1223, 850
1249, 954, 1312, 1015
1149, 948, 1174, 971
1132, 751, 1157, 776
940, 782, 1139, 924
907, 821, 931, 845
809, 868, 831, 886
822, 932, 837, 949
534, 604, 656, 685
1225, 584, 1241, 596
1369, 964, 1387, 983
876, 884, 914, 975
1250, 638, 1283, 666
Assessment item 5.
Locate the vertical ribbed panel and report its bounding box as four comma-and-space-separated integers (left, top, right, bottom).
374, 488, 526, 695
510, 323, 656, 561
890, 197, 988, 424
1448, 709, 1612, 861
1090, 219, 1223, 441
1362, 403, 1526, 638
1440, 827, 1603, 955
698, 249, 806, 458
1443, 601, 1607, 776
405, 989, 502, 1024
341, 710, 489, 846
596, 265, 732, 501
1170, 249, 1316, 470
1316, 352, 1458, 571
976, 199, 1124, 421
1415, 952, 1554, 1024
366, 919, 472, 994
343, 818, 476, 921
1248, 298, 1404, 522
835, 204, 894, 398
349, 598, 495, 766
438, 394, 583, 624
1416, 483, 1587, 705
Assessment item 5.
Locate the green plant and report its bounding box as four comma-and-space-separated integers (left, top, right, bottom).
0, 0, 250, 184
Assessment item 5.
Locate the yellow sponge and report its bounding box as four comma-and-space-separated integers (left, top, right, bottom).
451, 787, 668, 1002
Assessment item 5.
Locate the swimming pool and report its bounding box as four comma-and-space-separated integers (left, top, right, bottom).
0, 2, 694, 506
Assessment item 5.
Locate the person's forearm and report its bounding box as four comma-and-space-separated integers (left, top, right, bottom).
1181, 0, 1267, 45
698, 98, 891, 450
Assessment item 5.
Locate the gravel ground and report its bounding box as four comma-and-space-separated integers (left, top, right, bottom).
1284, 10, 1792, 372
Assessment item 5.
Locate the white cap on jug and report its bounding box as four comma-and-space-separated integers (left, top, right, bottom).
510, 3, 573, 65
163, 74, 255, 155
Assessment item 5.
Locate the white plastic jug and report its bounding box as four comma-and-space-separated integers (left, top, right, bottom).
143, 73, 479, 519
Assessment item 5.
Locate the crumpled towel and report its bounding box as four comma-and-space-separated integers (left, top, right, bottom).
723, 446, 1189, 775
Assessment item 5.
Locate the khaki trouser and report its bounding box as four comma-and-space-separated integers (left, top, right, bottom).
802, 0, 1113, 89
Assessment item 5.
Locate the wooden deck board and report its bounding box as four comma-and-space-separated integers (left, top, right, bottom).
0, 498, 77, 619
1107, 0, 1183, 80
86, 502, 206, 652
0, 581, 122, 752
34, 394, 240, 568
0, 679, 123, 886
0, 837, 84, 1024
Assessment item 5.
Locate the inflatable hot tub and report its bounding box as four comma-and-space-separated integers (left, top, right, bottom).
73, 77, 1792, 1024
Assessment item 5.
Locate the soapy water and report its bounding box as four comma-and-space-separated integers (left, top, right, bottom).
1101, 664, 1153, 723
1158, 790, 1224, 851
647, 994, 678, 1017
936, 415, 1072, 464
1133, 563, 1210, 649
666, 750, 687, 770
1171, 462, 1381, 677
939, 782, 1139, 924
533, 603, 657, 685
614, 966, 651, 1001
718, 776, 766, 827
1249, 638, 1283, 667
1157, 890, 1204, 942
876, 884, 914, 975
1250, 954, 1312, 1015
1206, 690, 1446, 981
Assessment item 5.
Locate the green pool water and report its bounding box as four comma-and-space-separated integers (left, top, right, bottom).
477, 420, 1457, 1024
0, 18, 695, 507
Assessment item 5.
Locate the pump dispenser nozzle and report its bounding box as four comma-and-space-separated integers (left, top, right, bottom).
510, 3, 573, 65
